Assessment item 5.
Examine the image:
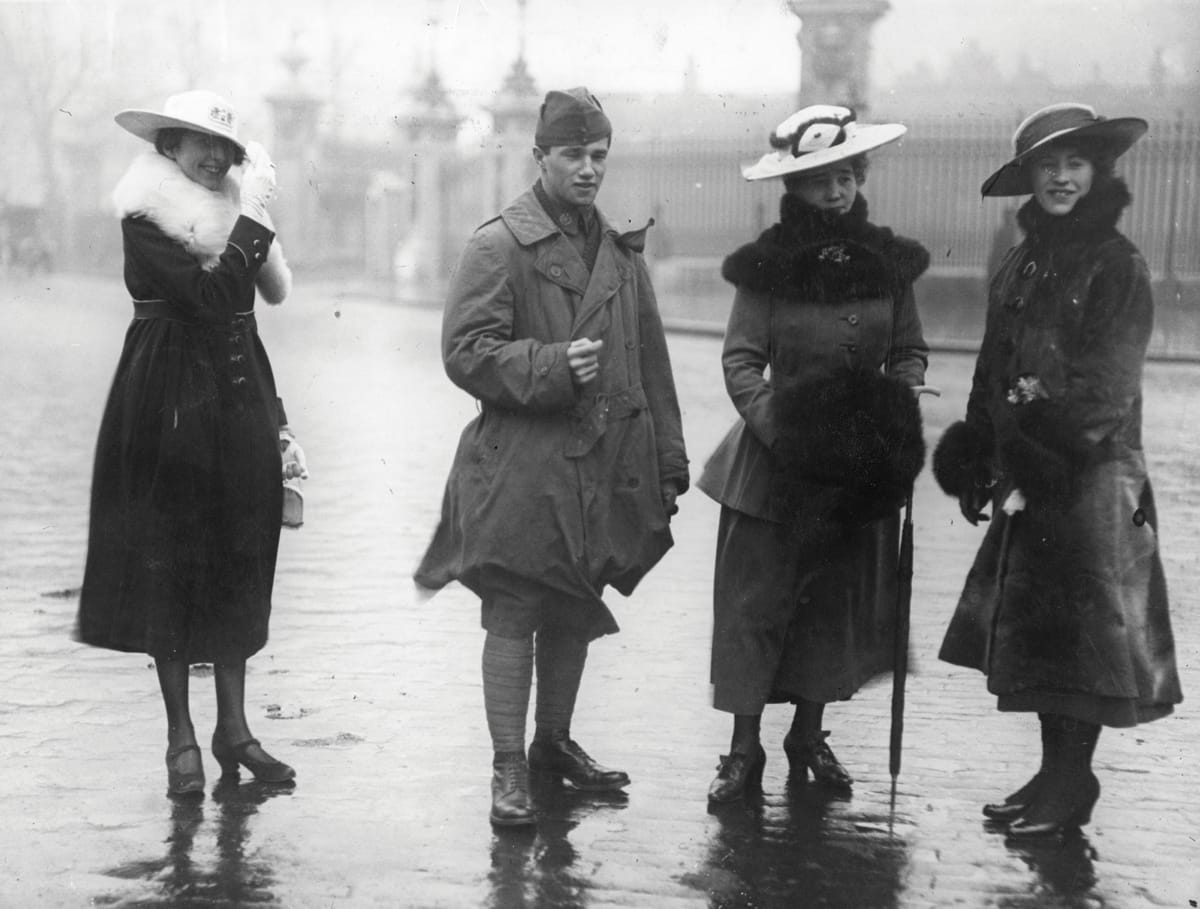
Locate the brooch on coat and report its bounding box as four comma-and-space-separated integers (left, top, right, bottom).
817, 244, 851, 265
1006, 373, 1049, 405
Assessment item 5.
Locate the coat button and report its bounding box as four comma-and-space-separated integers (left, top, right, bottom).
1022, 261, 1037, 278
846, 343, 858, 353
847, 314, 860, 326
232, 376, 247, 386
550, 265, 563, 277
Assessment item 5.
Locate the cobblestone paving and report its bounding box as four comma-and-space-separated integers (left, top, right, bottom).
1, 274, 1197, 908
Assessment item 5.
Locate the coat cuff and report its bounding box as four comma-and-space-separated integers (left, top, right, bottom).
226, 215, 276, 273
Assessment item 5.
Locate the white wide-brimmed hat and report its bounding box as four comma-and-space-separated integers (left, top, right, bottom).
981, 102, 1147, 197
114, 90, 245, 153
742, 105, 906, 181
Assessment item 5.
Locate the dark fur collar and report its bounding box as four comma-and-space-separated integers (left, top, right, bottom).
722, 193, 930, 302
1017, 175, 1132, 248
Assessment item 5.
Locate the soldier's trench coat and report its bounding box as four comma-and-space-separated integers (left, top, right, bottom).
415, 188, 689, 636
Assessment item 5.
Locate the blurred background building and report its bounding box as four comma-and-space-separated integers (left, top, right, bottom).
1, 0, 1196, 353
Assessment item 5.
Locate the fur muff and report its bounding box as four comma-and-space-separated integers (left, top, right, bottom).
112, 150, 291, 304
995, 400, 1083, 508
722, 193, 930, 303
932, 420, 993, 497
770, 369, 925, 546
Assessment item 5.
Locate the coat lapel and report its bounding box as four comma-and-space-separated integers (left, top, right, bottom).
573, 231, 632, 338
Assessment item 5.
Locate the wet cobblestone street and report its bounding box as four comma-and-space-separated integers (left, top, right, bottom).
1, 273, 1198, 908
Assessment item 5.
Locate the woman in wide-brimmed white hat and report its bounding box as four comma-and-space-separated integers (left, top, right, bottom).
76, 90, 306, 798
698, 105, 933, 802
934, 103, 1181, 837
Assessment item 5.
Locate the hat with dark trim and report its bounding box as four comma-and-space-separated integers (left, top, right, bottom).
534, 87, 612, 147
115, 90, 245, 153
742, 105, 906, 181
981, 102, 1147, 197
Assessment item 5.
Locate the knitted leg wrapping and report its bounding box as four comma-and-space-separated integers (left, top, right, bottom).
482, 632, 534, 753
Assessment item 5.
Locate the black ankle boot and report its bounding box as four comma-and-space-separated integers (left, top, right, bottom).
708, 745, 766, 803
1006, 715, 1102, 838
491, 751, 535, 827
1007, 771, 1100, 838
982, 772, 1045, 821
528, 730, 630, 791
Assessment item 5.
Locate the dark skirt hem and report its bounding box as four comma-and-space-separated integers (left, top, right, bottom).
997, 690, 1176, 728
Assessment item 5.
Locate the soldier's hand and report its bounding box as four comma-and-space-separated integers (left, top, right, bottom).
567, 337, 604, 385
661, 481, 679, 517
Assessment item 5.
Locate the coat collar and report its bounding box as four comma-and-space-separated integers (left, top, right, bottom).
112, 150, 240, 267
499, 187, 653, 253
1017, 175, 1132, 248
721, 192, 930, 300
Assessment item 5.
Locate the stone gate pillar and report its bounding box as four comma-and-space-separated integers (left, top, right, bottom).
487, 55, 540, 213
393, 68, 460, 298
787, 0, 891, 113
264, 37, 322, 267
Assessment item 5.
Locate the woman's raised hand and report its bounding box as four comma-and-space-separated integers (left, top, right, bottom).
240, 141, 277, 225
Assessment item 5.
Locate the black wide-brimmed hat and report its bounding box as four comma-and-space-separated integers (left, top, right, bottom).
981, 102, 1147, 197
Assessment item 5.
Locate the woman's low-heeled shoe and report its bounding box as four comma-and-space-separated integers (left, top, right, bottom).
982, 771, 1045, 821
166, 743, 205, 798
707, 745, 766, 803
783, 730, 853, 789
1006, 773, 1100, 838
211, 733, 295, 784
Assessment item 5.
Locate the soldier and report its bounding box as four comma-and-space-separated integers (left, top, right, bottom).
416, 87, 689, 827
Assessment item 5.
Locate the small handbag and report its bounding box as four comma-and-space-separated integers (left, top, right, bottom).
282, 478, 304, 528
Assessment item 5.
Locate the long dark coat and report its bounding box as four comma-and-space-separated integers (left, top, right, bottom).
934, 177, 1182, 726
415, 188, 689, 637
698, 193, 929, 710
77, 153, 288, 662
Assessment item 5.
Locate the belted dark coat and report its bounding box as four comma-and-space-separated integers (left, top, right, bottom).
415, 188, 689, 635
934, 177, 1182, 726
77, 151, 291, 662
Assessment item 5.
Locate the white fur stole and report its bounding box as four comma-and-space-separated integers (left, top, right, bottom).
111, 150, 291, 304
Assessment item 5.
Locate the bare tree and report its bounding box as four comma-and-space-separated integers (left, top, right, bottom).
0, 3, 99, 237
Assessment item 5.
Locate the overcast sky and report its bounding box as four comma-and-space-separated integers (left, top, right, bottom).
2, 0, 1197, 141
377, 0, 1200, 95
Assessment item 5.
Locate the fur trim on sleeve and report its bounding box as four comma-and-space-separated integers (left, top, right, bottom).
770, 369, 925, 545
932, 420, 993, 497
256, 239, 292, 304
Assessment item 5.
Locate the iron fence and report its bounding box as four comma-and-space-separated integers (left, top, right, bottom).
437, 116, 1199, 283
